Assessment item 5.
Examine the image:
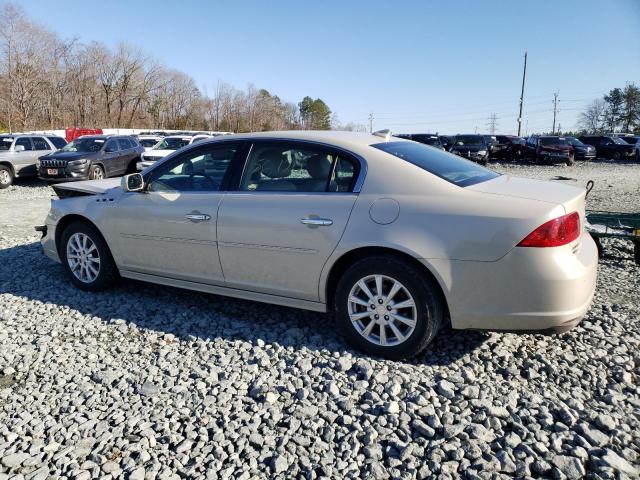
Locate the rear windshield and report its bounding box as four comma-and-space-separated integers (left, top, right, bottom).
154, 137, 190, 150
566, 137, 584, 146
609, 136, 629, 145
540, 137, 569, 146
372, 141, 500, 187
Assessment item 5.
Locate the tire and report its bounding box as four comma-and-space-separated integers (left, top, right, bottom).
634, 241, 640, 266
335, 255, 443, 360
566, 154, 575, 166
60, 221, 118, 291
90, 164, 105, 180
0, 165, 13, 189
612, 151, 621, 161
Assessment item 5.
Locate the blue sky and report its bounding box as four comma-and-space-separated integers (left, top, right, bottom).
17, 0, 640, 134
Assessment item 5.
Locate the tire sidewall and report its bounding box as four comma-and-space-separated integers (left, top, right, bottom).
335, 256, 441, 360
90, 164, 104, 180
60, 221, 116, 291
0, 166, 13, 189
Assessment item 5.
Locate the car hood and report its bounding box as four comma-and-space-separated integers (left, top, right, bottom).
142, 149, 173, 157
467, 175, 585, 211
41, 151, 95, 161
52, 178, 121, 197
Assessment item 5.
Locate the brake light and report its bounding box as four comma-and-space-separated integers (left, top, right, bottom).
517, 212, 580, 247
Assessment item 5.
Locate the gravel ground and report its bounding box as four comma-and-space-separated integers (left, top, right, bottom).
1, 162, 639, 479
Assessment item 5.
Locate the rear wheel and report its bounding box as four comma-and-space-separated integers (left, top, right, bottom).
0, 165, 13, 189
60, 221, 118, 291
90, 164, 105, 180
612, 151, 622, 161
335, 255, 443, 360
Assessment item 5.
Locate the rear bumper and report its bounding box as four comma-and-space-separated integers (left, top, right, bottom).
424, 231, 598, 332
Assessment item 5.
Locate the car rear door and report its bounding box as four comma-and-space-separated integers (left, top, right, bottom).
217, 140, 361, 302
12, 137, 36, 176
117, 138, 134, 174
104, 142, 242, 285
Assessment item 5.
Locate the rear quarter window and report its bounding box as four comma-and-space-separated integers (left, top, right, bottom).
372, 141, 500, 187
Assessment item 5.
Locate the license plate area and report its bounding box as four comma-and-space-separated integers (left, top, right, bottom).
47, 168, 58, 175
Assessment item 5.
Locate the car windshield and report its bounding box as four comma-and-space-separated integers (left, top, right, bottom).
0, 136, 14, 150
566, 137, 584, 146
61, 138, 105, 152
140, 138, 160, 148
540, 137, 569, 146
455, 135, 484, 146
609, 137, 628, 145
373, 141, 500, 187
154, 137, 190, 150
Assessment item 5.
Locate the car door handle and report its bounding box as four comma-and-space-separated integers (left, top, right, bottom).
185, 213, 211, 222
300, 217, 333, 226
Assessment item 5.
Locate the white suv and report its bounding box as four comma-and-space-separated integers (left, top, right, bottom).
0, 134, 67, 188
136, 135, 205, 171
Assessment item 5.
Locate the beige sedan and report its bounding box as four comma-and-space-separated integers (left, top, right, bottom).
39, 130, 598, 359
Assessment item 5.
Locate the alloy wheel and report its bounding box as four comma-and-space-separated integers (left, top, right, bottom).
0, 169, 11, 185
93, 166, 104, 179
66, 232, 101, 283
347, 274, 417, 347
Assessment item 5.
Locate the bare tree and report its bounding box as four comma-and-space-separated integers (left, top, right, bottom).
578, 99, 606, 133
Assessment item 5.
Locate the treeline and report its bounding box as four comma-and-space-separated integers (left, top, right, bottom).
578, 84, 640, 134
0, 3, 333, 133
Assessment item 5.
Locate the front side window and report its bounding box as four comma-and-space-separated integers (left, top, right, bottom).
239, 142, 358, 193
609, 136, 628, 145
539, 137, 569, 146
373, 141, 499, 188
62, 138, 105, 153
32, 137, 51, 151
104, 140, 119, 152
15, 137, 33, 151
148, 143, 239, 193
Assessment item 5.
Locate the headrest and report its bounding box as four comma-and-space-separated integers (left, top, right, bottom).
306, 154, 332, 179
260, 149, 291, 179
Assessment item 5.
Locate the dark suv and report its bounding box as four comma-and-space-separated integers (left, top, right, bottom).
448, 135, 490, 165
565, 137, 596, 161
394, 134, 445, 150
578, 135, 635, 160
493, 135, 526, 161
524, 136, 574, 165
39, 135, 144, 182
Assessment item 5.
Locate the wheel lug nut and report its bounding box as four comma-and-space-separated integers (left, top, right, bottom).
386, 306, 391, 311
378, 299, 383, 304
374, 314, 379, 320
370, 305, 375, 310
384, 315, 389, 320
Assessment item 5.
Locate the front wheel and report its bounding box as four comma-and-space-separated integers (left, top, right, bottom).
566, 154, 575, 166
0, 165, 14, 189
335, 255, 443, 360
612, 151, 622, 161
90, 164, 105, 180
60, 221, 118, 291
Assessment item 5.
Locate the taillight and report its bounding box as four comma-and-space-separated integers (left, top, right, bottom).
517, 212, 580, 248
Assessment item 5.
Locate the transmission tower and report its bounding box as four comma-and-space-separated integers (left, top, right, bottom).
487, 113, 499, 135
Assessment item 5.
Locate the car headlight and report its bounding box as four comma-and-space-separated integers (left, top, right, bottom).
68, 159, 88, 166
36, 159, 40, 168
477, 150, 487, 156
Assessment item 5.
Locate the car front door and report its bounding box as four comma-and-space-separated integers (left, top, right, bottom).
103, 142, 242, 285
12, 137, 37, 176
217, 141, 361, 302
102, 139, 120, 176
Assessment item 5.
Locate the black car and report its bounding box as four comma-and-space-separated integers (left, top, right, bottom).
578, 135, 635, 160
448, 135, 490, 165
618, 135, 640, 146
565, 137, 596, 161
394, 133, 445, 149
438, 135, 456, 151
524, 136, 574, 165
39, 135, 145, 182
493, 135, 526, 161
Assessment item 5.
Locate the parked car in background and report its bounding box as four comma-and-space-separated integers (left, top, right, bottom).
0, 134, 67, 188
618, 135, 639, 146
525, 136, 574, 165
138, 135, 163, 151
39, 130, 597, 359
65, 127, 103, 143
449, 134, 490, 165
190, 134, 212, 144
493, 135, 526, 161
137, 135, 193, 170
439, 135, 455, 151
394, 134, 445, 149
38, 135, 144, 182
565, 137, 596, 161
578, 135, 635, 160
483, 135, 499, 157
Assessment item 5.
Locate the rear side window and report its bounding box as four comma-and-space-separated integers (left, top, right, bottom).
32, 137, 51, 151
47, 137, 67, 149
372, 141, 500, 187
118, 138, 131, 150
240, 142, 358, 193
105, 139, 119, 152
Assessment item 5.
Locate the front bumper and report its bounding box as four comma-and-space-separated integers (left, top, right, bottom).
425, 231, 598, 332
39, 163, 90, 183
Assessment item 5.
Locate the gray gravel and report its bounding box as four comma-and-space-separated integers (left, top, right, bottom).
1, 163, 639, 479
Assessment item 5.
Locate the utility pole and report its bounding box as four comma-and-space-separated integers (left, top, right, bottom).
552, 92, 559, 135
517, 52, 527, 137
368, 112, 374, 133
487, 113, 498, 135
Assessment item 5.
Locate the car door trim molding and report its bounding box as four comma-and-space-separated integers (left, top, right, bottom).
120, 233, 217, 246
220, 241, 318, 254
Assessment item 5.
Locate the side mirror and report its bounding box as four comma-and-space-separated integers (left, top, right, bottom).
122, 173, 144, 192
14, 145, 25, 152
